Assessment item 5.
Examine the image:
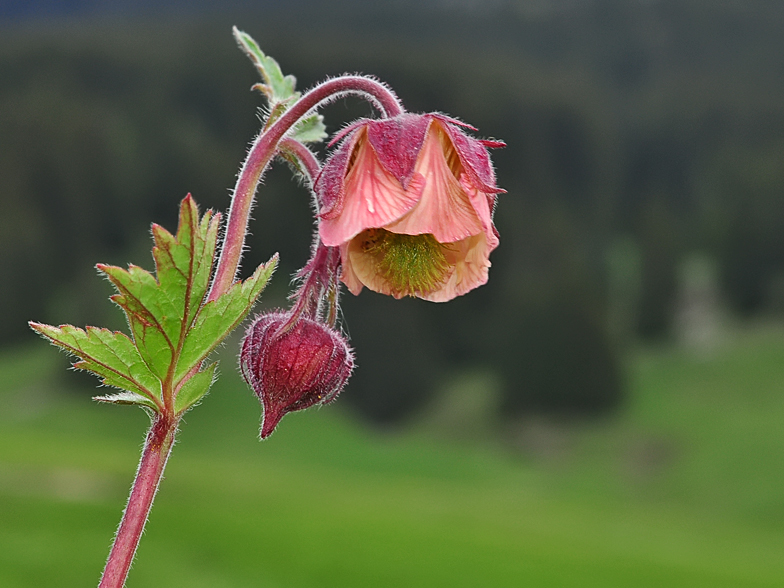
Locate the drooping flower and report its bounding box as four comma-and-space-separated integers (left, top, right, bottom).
315, 113, 504, 302
240, 312, 354, 439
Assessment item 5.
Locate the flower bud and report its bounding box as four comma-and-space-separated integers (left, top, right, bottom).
240, 312, 354, 438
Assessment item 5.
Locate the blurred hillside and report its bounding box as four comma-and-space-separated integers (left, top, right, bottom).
2, 326, 784, 586
2, 0, 784, 426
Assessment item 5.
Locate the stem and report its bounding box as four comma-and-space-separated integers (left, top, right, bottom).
288, 240, 341, 321
276, 142, 343, 324
99, 414, 179, 588
279, 138, 321, 185
208, 75, 403, 302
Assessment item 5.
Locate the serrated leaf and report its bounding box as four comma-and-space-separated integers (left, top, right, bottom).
33, 192, 279, 421
175, 255, 277, 383
98, 195, 220, 382
175, 362, 217, 414
234, 27, 298, 105
289, 114, 327, 145
94, 391, 159, 410
29, 322, 162, 407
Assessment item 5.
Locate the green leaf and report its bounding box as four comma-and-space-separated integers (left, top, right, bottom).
98, 195, 221, 382
233, 27, 298, 105
289, 114, 327, 145
126, 314, 172, 380
94, 391, 159, 410
175, 255, 277, 383
32, 194, 275, 418
175, 362, 217, 414
29, 322, 162, 407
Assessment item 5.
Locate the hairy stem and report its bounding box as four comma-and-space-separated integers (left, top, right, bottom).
279, 138, 321, 185
98, 414, 179, 588
208, 75, 403, 302
288, 240, 341, 322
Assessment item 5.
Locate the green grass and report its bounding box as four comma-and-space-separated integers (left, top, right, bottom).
2, 326, 784, 587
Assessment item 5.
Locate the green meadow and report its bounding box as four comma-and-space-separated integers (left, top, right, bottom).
2, 325, 784, 587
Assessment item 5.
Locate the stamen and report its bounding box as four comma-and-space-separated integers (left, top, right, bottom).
357, 229, 452, 297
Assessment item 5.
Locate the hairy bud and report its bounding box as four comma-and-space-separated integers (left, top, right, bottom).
240, 312, 354, 438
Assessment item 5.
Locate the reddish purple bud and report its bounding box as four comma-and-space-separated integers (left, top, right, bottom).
240, 312, 354, 439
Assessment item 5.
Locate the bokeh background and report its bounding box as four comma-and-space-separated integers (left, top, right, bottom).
2, 1, 784, 586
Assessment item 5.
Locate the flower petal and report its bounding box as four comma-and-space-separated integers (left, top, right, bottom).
320, 130, 422, 247
339, 242, 365, 296
385, 125, 483, 243
423, 233, 491, 302
461, 176, 500, 252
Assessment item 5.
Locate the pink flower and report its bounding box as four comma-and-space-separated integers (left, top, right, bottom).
240, 312, 354, 439
315, 113, 504, 302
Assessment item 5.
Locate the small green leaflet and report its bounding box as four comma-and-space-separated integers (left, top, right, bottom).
233, 27, 327, 145
30, 195, 277, 415
289, 114, 327, 145
233, 26, 298, 105
174, 362, 217, 413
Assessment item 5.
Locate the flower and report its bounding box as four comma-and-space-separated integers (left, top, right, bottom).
314, 113, 504, 302
240, 312, 354, 439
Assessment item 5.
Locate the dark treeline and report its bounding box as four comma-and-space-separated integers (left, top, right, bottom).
2, 0, 783, 425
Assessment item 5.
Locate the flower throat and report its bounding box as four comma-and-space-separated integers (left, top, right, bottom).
358, 229, 452, 297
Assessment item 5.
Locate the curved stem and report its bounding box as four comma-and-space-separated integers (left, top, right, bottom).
99, 414, 179, 588
208, 76, 403, 302
279, 138, 321, 186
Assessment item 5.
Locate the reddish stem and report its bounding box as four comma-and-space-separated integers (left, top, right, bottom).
208, 76, 403, 302
98, 414, 178, 588
288, 241, 341, 321
277, 140, 342, 323
279, 138, 321, 185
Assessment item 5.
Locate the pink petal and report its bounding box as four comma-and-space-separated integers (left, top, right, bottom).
424, 233, 492, 302
461, 176, 500, 252
339, 242, 365, 296
339, 230, 496, 303
320, 131, 422, 247
384, 126, 483, 243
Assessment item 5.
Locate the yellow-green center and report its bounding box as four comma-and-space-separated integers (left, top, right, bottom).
358, 229, 452, 297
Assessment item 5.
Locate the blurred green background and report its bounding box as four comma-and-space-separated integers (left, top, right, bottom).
1, 1, 784, 585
